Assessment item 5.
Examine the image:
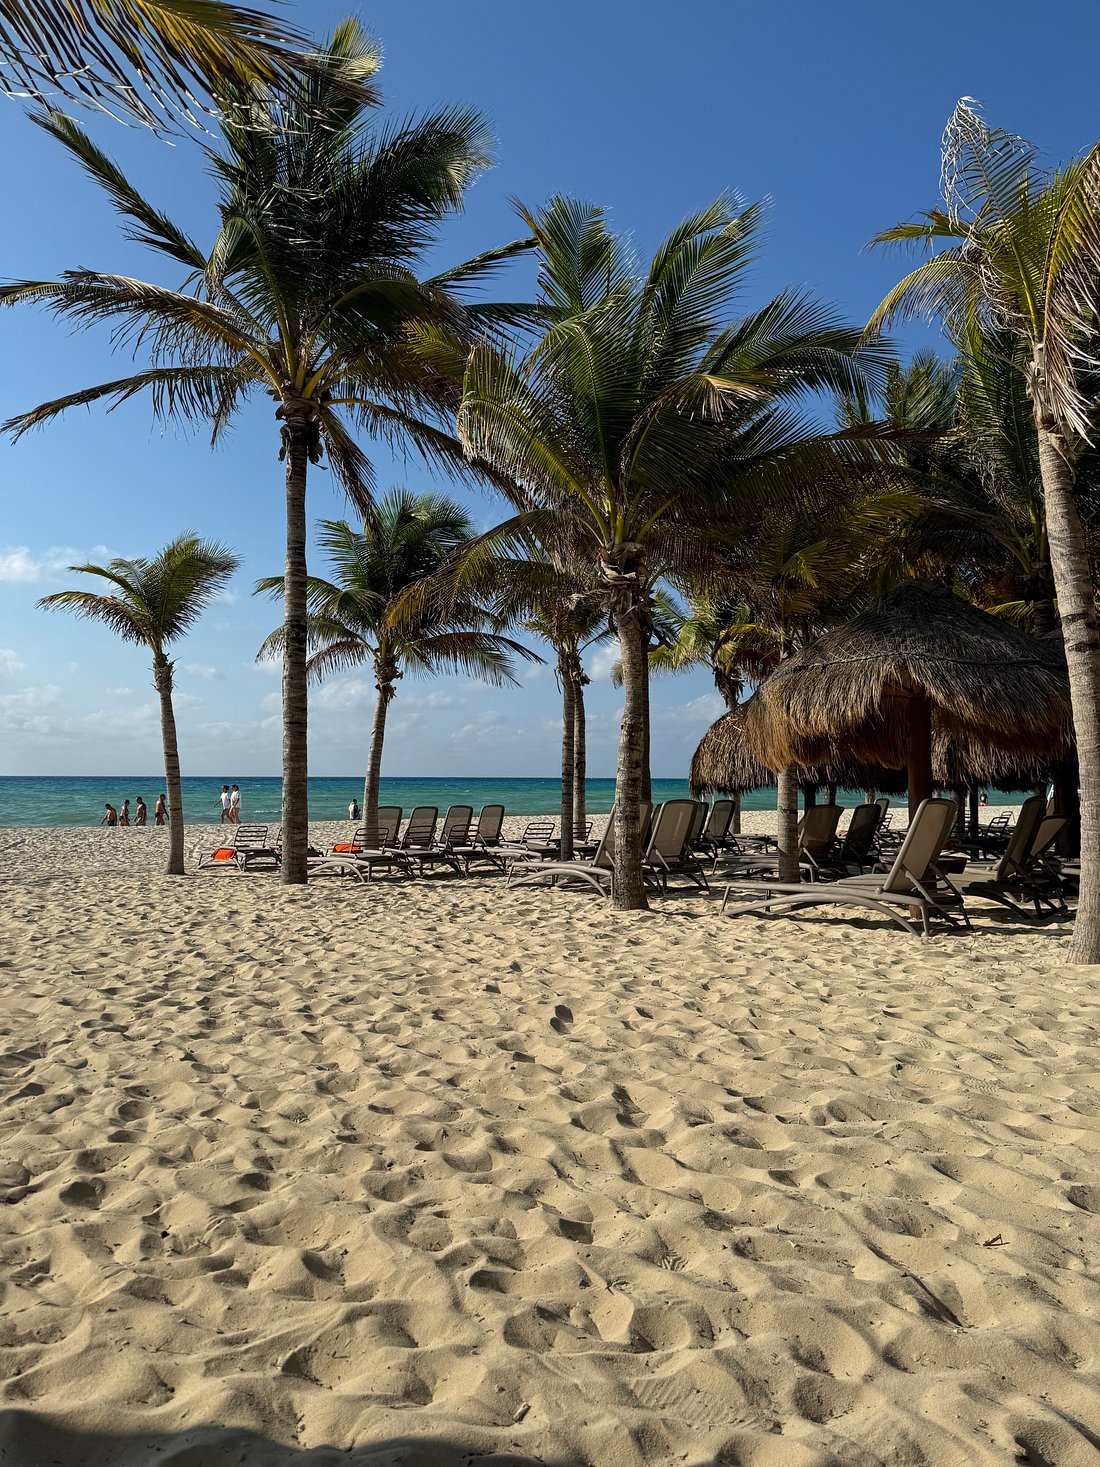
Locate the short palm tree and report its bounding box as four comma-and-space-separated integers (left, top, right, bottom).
2, 20, 532, 883
0, 1, 365, 132
867, 100, 1100, 961
39, 535, 239, 875
257, 493, 538, 824
446, 194, 888, 907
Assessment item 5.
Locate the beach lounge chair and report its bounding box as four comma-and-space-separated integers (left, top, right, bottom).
453, 804, 507, 872
720, 797, 967, 938
501, 818, 559, 860
644, 799, 710, 892
308, 807, 403, 881
825, 802, 884, 875
957, 796, 1070, 918
715, 804, 843, 881
695, 799, 736, 857
508, 803, 648, 896
405, 804, 473, 877
195, 824, 278, 872
391, 805, 440, 873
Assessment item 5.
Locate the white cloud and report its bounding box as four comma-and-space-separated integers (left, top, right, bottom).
183, 662, 221, 681
312, 677, 375, 712
0, 544, 113, 584
0, 649, 24, 676
585, 644, 620, 682
0, 684, 62, 734
212, 589, 240, 606
657, 692, 725, 727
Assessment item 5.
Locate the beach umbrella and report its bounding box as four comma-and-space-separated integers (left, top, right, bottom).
742, 582, 1072, 821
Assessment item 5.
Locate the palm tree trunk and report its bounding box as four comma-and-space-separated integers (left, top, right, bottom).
730, 793, 741, 836
153, 653, 185, 876
613, 605, 649, 910
776, 765, 799, 881
639, 650, 652, 803
281, 424, 310, 884
362, 672, 393, 828
558, 650, 576, 862
573, 666, 587, 840
1035, 407, 1100, 962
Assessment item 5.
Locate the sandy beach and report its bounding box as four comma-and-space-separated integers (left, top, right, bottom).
1, 820, 1098, 1466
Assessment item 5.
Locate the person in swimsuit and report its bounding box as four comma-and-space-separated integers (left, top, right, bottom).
155, 793, 168, 825
219, 785, 231, 823
102, 803, 117, 827
230, 784, 241, 823
135, 796, 147, 826
119, 799, 131, 827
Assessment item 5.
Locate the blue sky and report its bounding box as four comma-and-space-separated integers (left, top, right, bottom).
2, 0, 1099, 779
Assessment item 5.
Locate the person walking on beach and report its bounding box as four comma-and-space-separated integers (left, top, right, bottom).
348, 797, 360, 821
119, 799, 131, 827
102, 802, 117, 827
230, 784, 241, 823
135, 796, 147, 826
219, 785, 231, 823
155, 793, 168, 825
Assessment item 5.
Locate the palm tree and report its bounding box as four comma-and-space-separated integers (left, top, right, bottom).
492, 559, 609, 861
256, 493, 538, 824
867, 100, 1100, 961
38, 535, 239, 875
0, 1, 367, 132
1, 20, 533, 883
444, 194, 888, 907
640, 595, 776, 834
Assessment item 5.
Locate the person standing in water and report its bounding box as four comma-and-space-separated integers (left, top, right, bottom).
219, 785, 231, 823
348, 797, 360, 821
135, 796, 147, 826
102, 803, 117, 827
155, 793, 168, 825
119, 799, 131, 827
229, 784, 241, 823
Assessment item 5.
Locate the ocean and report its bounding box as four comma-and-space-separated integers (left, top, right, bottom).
0, 775, 1020, 827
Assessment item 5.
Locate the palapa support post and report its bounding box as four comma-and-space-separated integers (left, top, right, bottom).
968, 785, 980, 842
907, 692, 933, 824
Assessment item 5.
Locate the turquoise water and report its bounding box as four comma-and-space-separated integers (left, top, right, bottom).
0, 775, 1019, 827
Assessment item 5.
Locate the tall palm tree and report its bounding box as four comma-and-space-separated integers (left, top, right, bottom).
256, 494, 538, 824
444, 194, 889, 907
490, 559, 609, 861
867, 100, 1100, 961
38, 534, 239, 875
0, 1, 368, 132
640, 595, 777, 834
1, 20, 533, 883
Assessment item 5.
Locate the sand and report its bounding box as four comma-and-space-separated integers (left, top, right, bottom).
0, 819, 1098, 1466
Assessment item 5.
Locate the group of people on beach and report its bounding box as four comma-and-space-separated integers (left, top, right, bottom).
100, 784, 241, 827
102, 794, 167, 827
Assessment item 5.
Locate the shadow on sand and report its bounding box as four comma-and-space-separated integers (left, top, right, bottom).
0, 1412, 584, 1467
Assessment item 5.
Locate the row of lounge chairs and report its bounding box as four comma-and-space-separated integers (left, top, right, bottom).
192, 796, 1075, 939
721, 794, 1072, 936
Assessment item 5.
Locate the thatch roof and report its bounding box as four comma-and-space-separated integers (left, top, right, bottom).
690, 701, 1050, 799
689, 702, 908, 798
744, 581, 1072, 771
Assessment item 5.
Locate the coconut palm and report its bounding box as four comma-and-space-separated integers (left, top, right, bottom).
1, 20, 533, 883
867, 100, 1100, 959
0, 1, 367, 132
256, 494, 538, 824
38, 534, 239, 875
443, 194, 889, 907
487, 557, 610, 860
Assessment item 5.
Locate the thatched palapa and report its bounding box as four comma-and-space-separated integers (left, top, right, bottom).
742, 582, 1072, 819
689, 701, 906, 798
691, 702, 1054, 802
